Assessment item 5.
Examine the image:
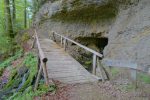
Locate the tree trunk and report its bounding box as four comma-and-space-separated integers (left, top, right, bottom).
12, 0, 16, 23
24, 0, 27, 28
4, 0, 14, 37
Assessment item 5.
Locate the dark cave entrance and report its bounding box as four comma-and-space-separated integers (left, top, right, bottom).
72, 36, 108, 71
75, 37, 108, 54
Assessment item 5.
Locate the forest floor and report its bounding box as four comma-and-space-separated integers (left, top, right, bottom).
34, 80, 150, 100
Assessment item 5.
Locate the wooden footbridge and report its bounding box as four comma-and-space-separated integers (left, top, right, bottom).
33, 29, 105, 89
33, 29, 138, 90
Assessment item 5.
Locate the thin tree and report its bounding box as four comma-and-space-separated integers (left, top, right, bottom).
4, 0, 14, 37
12, 0, 16, 23
24, 0, 27, 28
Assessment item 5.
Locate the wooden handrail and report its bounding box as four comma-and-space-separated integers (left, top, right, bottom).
34, 29, 49, 90
51, 31, 104, 80
52, 31, 103, 58
35, 30, 47, 62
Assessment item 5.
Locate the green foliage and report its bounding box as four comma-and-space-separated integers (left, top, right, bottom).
0, 34, 13, 54
2, 52, 38, 99
8, 84, 57, 100
0, 0, 33, 34
4, 52, 57, 100
0, 0, 5, 34
18, 52, 38, 92
14, 0, 33, 31
138, 73, 150, 84
111, 68, 119, 77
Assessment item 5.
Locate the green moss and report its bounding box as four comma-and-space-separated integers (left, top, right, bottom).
51, 1, 118, 23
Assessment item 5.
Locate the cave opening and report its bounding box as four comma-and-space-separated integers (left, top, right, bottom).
75, 37, 108, 54
72, 36, 108, 72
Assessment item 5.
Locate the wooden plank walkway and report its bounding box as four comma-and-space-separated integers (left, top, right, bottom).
39, 38, 99, 84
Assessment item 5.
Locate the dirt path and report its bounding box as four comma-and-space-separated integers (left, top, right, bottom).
35, 81, 150, 100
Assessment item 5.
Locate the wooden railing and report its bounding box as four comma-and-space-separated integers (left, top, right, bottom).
33, 30, 49, 90
51, 31, 105, 81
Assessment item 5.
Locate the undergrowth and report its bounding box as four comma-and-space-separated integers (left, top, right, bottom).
0, 49, 23, 76
1, 52, 57, 100
8, 84, 57, 100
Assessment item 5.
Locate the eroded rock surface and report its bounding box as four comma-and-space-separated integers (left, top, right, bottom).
34, 0, 150, 71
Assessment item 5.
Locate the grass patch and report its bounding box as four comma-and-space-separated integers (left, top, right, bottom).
8, 84, 57, 100
111, 67, 119, 77
138, 73, 150, 84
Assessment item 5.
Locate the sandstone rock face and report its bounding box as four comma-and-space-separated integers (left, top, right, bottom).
104, 0, 150, 70
33, 0, 114, 38
34, 0, 150, 70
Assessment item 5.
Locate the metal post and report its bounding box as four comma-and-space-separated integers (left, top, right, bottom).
92, 54, 97, 75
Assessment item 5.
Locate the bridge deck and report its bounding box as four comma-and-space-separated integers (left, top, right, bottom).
39, 39, 99, 84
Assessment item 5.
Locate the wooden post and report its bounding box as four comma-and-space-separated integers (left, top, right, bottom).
34, 64, 42, 91
97, 58, 105, 82
61, 36, 63, 47
53, 32, 56, 42
108, 66, 112, 80
92, 54, 97, 75
31, 36, 36, 49
64, 39, 66, 51
42, 59, 49, 85
131, 69, 137, 88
